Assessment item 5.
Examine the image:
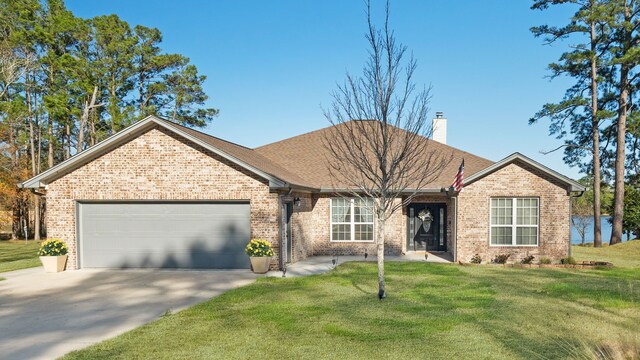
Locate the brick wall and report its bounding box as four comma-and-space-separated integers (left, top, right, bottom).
45, 126, 571, 269
456, 161, 571, 263
290, 193, 453, 258
46, 126, 279, 270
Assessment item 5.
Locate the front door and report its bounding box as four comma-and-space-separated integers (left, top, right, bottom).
407, 203, 446, 252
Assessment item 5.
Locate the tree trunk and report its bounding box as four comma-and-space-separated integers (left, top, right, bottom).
611, 63, 628, 245
36, 105, 41, 173
79, 101, 87, 153
33, 195, 40, 240
377, 215, 385, 299
139, 71, 145, 115
79, 86, 99, 153
26, 71, 41, 241
48, 116, 53, 168
590, 20, 602, 248
8, 87, 17, 240
90, 113, 96, 146
110, 75, 117, 133
65, 123, 71, 160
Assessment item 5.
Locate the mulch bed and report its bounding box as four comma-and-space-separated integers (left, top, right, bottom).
461, 261, 614, 268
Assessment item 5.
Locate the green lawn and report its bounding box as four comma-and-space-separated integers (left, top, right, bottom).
0, 240, 42, 275
573, 239, 640, 268
64, 242, 640, 360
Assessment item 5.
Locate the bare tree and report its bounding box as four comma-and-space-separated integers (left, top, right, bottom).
0, 44, 26, 99
572, 216, 593, 245
323, 0, 451, 299
572, 186, 594, 245
78, 86, 104, 153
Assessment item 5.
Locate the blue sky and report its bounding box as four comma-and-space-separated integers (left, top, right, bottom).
67, 0, 581, 178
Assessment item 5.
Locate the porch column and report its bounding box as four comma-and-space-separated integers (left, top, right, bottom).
451, 196, 458, 262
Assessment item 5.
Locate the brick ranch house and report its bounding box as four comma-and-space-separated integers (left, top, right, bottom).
20, 115, 585, 270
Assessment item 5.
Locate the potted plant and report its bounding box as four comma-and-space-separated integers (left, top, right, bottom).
38, 239, 68, 273
245, 239, 274, 274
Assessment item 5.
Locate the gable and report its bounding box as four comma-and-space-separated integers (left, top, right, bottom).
47, 127, 270, 192
464, 161, 570, 195
20, 116, 297, 190
464, 153, 584, 194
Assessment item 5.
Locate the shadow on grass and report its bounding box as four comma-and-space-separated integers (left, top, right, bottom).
63, 262, 640, 360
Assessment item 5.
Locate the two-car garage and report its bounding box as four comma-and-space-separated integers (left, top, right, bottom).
77, 201, 250, 269
20, 116, 286, 271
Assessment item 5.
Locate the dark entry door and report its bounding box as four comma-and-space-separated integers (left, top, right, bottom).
407, 203, 446, 252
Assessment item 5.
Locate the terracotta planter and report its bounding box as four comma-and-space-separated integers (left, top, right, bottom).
40, 255, 68, 273
250, 256, 271, 274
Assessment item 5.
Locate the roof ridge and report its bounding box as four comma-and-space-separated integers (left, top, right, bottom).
256, 119, 494, 164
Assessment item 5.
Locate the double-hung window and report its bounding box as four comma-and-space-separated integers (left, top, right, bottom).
490, 198, 539, 246
331, 198, 374, 242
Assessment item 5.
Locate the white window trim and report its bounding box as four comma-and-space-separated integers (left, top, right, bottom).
489, 197, 539, 247
330, 198, 375, 242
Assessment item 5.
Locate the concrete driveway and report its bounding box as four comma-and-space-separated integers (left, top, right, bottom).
0, 267, 258, 360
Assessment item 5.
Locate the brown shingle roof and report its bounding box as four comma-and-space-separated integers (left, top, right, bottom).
255, 121, 494, 189
19, 116, 494, 191
159, 120, 315, 188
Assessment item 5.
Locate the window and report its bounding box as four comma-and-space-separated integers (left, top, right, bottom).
490, 198, 538, 246
331, 198, 374, 241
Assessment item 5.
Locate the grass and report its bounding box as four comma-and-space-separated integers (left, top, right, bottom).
573, 240, 640, 268
64, 244, 640, 360
0, 240, 42, 274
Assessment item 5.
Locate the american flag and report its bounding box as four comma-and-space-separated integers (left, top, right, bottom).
451, 159, 464, 192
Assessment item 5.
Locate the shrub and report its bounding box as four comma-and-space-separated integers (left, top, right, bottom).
560, 256, 577, 265
539, 257, 552, 265
38, 239, 68, 256
521, 255, 535, 264
245, 239, 274, 257
470, 254, 482, 264
492, 254, 511, 264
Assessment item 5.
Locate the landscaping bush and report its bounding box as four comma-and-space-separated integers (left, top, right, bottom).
521, 255, 535, 264
470, 254, 482, 264
539, 257, 552, 265
245, 239, 274, 257
37, 239, 68, 256
492, 254, 511, 264
560, 256, 577, 265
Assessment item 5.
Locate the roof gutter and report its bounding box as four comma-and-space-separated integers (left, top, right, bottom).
317, 187, 450, 195
271, 183, 318, 193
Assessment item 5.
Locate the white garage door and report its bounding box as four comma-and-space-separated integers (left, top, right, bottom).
78, 202, 250, 269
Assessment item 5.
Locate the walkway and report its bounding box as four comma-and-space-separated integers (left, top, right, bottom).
271, 252, 453, 277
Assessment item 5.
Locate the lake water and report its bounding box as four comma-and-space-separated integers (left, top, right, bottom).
570, 215, 633, 244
